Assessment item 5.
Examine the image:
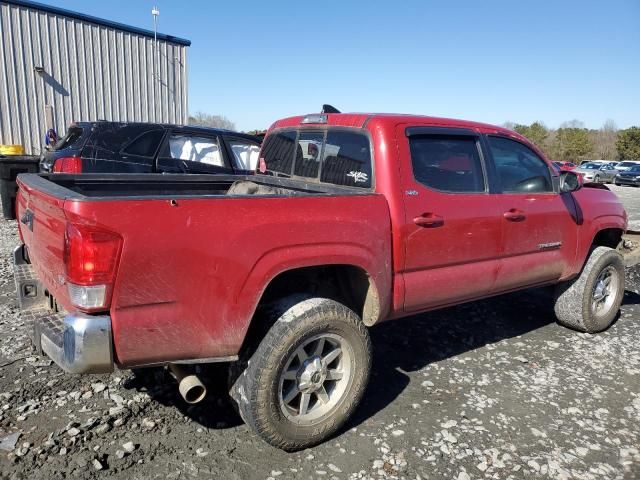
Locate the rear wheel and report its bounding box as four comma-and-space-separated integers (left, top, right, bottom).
554, 246, 624, 333
229, 296, 371, 451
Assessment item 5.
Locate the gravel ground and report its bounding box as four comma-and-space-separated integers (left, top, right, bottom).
0, 188, 638, 480
610, 184, 640, 230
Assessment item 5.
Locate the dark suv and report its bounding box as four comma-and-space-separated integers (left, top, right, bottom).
41, 122, 262, 175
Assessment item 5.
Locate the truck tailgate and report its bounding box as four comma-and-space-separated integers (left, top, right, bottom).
16, 177, 70, 311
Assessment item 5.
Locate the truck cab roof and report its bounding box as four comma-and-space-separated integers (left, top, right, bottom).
272, 112, 521, 136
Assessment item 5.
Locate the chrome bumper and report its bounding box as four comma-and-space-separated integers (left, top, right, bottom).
13, 245, 114, 374
37, 312, 113, 374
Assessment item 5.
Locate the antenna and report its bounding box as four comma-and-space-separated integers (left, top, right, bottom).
321, 104, 341, 114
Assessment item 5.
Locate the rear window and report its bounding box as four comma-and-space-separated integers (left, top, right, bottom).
53, 126, 84, 151
260, 129, 372, 188
260, 130, 296, 175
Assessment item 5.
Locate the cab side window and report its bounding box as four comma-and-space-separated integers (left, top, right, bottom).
488, 137, 553, 193
409, 135, 485, 193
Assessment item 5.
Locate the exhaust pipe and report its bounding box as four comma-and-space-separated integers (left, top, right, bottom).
168, 364, 207, 404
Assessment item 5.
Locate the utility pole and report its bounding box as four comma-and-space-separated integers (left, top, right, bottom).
151, 6, 160, 118
152, 6, 160, 75
152, 6, 159, 46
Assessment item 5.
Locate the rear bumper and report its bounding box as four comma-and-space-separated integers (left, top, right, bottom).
13, 245, 114, 374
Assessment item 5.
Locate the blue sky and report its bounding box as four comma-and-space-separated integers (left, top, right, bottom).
41, 0, 639, 132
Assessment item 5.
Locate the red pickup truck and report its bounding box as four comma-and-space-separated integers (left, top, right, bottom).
13, 112, 635, 451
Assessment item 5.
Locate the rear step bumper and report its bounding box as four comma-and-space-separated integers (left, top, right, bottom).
13, 245, 114, 374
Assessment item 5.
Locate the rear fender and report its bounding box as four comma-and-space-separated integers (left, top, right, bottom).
233, 243, 391, 336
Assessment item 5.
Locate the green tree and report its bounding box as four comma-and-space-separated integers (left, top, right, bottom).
552, 127, 593, 162
513, 122, 549, 150
616, 127, 640, 160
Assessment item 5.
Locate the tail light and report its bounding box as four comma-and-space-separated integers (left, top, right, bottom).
64, 223, 122, 311
53, 156, 82, 173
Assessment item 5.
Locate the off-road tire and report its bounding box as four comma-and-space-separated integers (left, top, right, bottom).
554, 246, 624, 333
229, 296, 371, 451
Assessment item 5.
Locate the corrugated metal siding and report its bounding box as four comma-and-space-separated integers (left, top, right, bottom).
0, 2, 188, 155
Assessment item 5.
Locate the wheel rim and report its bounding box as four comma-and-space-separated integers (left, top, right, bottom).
591, 265, 620, 317
278, 333, 353, 425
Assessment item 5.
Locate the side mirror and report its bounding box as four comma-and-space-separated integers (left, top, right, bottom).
560, 171, 582, 193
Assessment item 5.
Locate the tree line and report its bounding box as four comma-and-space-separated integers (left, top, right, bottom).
503, 120, 640, 164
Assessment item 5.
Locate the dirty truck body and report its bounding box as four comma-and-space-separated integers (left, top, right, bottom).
13, 113, 631, 450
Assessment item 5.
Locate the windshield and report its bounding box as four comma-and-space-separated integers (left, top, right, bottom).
619, 162, 637, 168
580, 163, 598, 169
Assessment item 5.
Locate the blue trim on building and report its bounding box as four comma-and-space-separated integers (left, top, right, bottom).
2, 0, 191, 46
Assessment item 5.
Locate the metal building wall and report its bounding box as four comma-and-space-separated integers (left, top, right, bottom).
0, 1, 188, 155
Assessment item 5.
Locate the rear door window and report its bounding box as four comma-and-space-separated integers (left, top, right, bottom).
158, 134, 232, 173
260, 129, 372, 188
408, 136, 485, 192
168, 135, 224, 166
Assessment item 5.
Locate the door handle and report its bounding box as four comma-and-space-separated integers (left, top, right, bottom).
503, 208, 526, 222
413, 213, 444, 228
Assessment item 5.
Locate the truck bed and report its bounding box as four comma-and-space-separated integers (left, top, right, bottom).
16, 173, 392, 367
19, 173, 367, 199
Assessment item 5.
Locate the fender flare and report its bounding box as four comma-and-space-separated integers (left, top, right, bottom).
574, 214, 626, 273
232, 242, 391, 336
